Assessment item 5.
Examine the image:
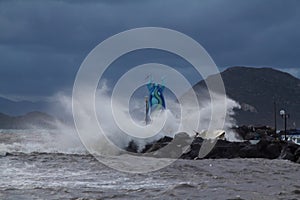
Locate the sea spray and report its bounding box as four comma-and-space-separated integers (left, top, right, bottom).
71, 80, 241, 153
0, 128, 86, 155
0, 81, 240, 155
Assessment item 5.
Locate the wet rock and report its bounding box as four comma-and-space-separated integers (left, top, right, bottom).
139, 133, 192, 158
286, 142, 299, 154
256, 139, 269, 151
239, 144, 260, 158
244, 132, 258, 140
254, 140, 282, 159
205, 140, 242, 159
233, 125, 275, 140
182, 136, 299, 162
154, 132, 191, 158
279, 146, 296, 162
233, 125, 251, 139
141, 136, 173, 153
126, 140, 138, 153
295, 147, 300, 161
126, 128, 300, 163
180, 137, 204, 159
265, 143, 281, 159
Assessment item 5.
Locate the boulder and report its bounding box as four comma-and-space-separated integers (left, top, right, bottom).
181, 137, 203, 159
142, 133, 192, 158
142, 136, 173, 153
205, 140, 242, 159
265, 143, 281, 159
239, 144, 261, 158
295, 147, 300, 159
279, 144, 296, 162
126, 140, 139, 153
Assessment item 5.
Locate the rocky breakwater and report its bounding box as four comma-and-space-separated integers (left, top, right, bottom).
181, 137, 300, 163
126, 128, 300, 164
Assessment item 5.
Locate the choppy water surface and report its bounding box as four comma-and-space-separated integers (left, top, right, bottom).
1, 130, 300, 200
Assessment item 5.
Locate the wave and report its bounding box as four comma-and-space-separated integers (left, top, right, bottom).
0, 143, 88, 156
0, 80, 241, 157
0, 129, 88, 155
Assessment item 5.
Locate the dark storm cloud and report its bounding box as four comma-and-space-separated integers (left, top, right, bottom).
0, 0, 299, 100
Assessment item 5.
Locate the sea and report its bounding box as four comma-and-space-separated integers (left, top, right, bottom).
1, 129, 300, 200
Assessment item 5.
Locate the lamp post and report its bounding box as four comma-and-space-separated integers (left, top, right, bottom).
280, 110, 289, 141
274, 101, 277, 137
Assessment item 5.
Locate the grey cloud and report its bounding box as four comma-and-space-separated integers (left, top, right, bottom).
0, 0, 299, 98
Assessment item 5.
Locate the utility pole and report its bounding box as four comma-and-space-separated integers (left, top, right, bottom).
274, 101, 277, 137
284, 114, 287, 141
280, 109, 289, 141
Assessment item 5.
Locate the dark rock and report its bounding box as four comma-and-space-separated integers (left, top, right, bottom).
173, 132, 192, 144
181, 136, 204, 159
140, 133, 192, 158
295, 147, 300, 158
156, 132, 192, 158
244, 132, 258, 140
141, 136, 173, 153
181, 134, 300, 162
265, 143, 282, 159
279, 146, 296, 162
126, 140, 138, 153
239, 144, 260, 158
205, 140, 241, 159
233, 125, 251, 139
286, 142, 299, 154
257, 139, 269, 151
233, 125, 277, 141
127, 128, 300, 164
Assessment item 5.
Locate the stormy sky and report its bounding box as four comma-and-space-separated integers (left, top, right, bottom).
1, 0, 299, 101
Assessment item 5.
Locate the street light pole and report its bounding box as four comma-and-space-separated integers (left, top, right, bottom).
274, 101, 277, 137
284, 114, 287, 141
280, 109, 289, 141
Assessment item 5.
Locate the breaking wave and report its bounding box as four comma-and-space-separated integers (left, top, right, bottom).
0, 80, 240, 156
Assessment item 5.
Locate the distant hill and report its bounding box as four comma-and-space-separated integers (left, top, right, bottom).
192, 66, 300, 128
0, 111, 58, 129
0, 97, 49, 116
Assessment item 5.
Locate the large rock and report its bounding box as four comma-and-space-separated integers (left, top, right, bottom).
159, 132, 192, 158
279, 147, 295, 162
180, 137, 204, 159
182, 136, 298, 162
265, 143, 282, 159
239, 144, 261, 158
279, 142, 299, 162
295, 147, 300, 158
141, 136, 173, 153
233, 125, 276, 140
126, 140, 139, 153
204, 140, 246, 159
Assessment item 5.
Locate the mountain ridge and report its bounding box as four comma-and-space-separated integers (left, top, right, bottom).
193, 66, 300, 128
0, 97, 50, 116
0, 111, 58, 129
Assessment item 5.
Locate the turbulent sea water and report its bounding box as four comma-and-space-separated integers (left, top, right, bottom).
1, 130, 300, 200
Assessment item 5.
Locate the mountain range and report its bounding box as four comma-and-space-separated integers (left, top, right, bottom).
0, 111, 57, 129
193, 66, 300, 128
0, 97, 49, 116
